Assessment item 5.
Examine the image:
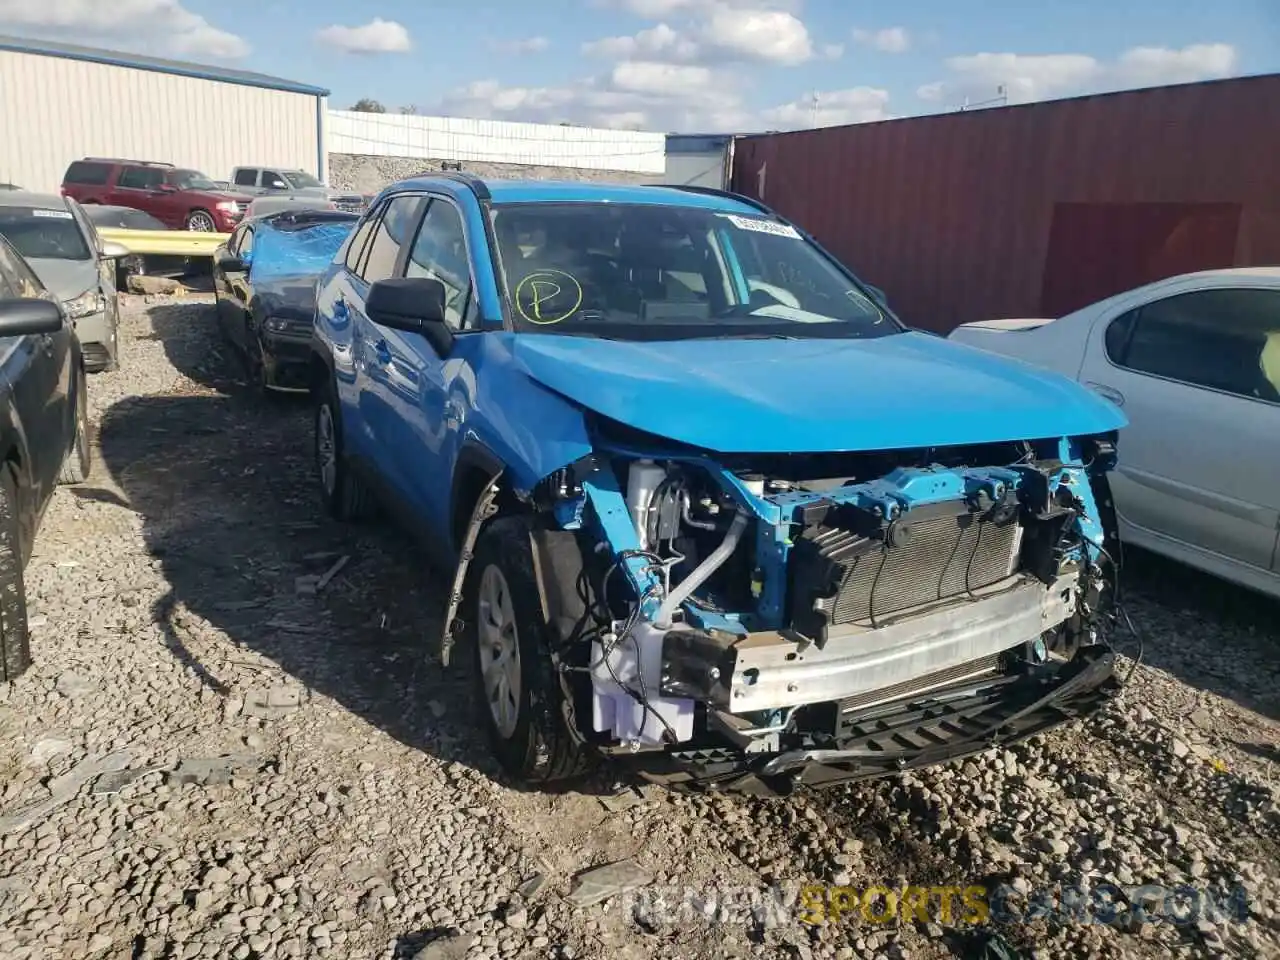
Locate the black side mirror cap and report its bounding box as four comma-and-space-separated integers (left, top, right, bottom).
366, 277, 453, 356
0, 298, 63, 336
217, 254, 246, 273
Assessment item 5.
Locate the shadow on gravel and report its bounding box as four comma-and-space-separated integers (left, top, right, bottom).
1117, 546, 1280, 720
96, 384, 617, 797
143, 300, 246, 394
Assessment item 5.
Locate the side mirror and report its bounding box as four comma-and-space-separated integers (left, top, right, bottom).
157, 183, 177, 193
864, 283, 888, 307
366, 277, 452, 356
217, 254, 247, 273
100, 240, 129, 260
0, 298, 64, 336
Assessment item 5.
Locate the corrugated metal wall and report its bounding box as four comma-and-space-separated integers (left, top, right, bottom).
0, 50, 320, 192
328, 111, 665, 175
730, 75, 1280, 332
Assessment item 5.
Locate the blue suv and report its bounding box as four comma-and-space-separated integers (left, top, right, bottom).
309, 174, 1128, 795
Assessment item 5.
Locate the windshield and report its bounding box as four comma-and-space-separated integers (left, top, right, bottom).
85, 206, 166, 230
168, 169, 220, 191
282, 171, 323, 189
0, 208, 91, 260
489, 202, 895, 340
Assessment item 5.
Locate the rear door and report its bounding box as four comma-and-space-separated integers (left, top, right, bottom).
110, 166, 169, 223
1078, 284, 1280, 574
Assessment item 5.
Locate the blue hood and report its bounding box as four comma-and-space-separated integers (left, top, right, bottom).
511, 332, 1126, 453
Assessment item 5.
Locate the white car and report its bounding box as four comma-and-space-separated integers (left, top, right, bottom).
949, 268, 1280, 601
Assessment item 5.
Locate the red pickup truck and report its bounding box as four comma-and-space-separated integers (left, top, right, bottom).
61, 158, 254, 233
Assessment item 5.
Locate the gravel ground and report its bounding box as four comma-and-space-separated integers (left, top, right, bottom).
0, 292, 1277, 960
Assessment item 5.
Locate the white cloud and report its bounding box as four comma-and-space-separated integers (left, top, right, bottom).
584, 0, 816, 67
583, 23, 700, 61
611, 60, 714, 96
762, 86, 892, 128
1114, 43, 1237, 86
703, 6, 812, 64
821, 43, 844, 61
920, 43, 1238, 108
315, 18, 412, 55
0, 0, 249, 58
491, 36, 550, 55
852, 27, 910, 54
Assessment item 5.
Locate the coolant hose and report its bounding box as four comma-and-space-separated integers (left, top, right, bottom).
654, 509, 750, 628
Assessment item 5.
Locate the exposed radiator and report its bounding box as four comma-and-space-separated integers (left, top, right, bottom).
789, 500, 1024, 637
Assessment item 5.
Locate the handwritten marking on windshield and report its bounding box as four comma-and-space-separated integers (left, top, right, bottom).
514, 269, 584, 325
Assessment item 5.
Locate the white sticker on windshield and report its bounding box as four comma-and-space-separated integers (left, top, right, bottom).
32, 209, 73, 219
723, 214, 801, 239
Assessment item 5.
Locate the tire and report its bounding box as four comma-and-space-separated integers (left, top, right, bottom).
58, 368, 91, 484
186, 210, 216, 232
468, 516, 592, 784
0, 468, 32, 684
314, 378, 374, 522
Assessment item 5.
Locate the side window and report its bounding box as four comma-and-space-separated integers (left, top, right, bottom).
405, 199, 477, 330
118, 167, 161, 190
0, 239, 45, 298
0, 253, 14, 298
263, 171, 289, 190
1103, 309, 1135, 362
358, 195, 424, 284
1112, 289, 1280, 402
236, 226, 255, 259
343, 204, 382, 273
233, 169, 258, 186
64, 161, 111, 185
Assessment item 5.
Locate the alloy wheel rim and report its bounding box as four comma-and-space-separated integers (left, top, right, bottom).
188, 213, 215, 232
316, 404, 337, 496
477, 563, 522, 739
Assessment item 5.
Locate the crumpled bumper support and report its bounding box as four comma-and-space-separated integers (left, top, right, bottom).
635, 644, 1117, 794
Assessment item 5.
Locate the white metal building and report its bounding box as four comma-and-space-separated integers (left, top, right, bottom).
0, 35, 328, 193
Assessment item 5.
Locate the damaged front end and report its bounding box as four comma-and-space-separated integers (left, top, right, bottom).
514, 423, 1122, 796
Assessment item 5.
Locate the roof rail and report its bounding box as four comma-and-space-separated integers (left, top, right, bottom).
407, 168, 491, 201
82, 157, 174, 167
650, 183, 773, 215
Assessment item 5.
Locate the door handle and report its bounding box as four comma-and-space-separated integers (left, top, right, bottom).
374, 339, 392, 363
1084, 381, 1125, 408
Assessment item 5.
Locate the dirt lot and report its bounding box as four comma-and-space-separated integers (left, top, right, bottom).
0, 293, 1278, 960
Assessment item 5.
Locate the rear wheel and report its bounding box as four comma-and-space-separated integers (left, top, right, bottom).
469, 516, 591, 784
314, 379, 374, 522
0, 468, 32, 684
58, 368, 91, 484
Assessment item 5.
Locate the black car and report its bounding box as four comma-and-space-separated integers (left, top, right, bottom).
0, 234, 91, 683
212, 209, 358, 394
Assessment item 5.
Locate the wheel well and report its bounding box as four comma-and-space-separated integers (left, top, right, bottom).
450, 459, 524, 555
307, 352, 331, 395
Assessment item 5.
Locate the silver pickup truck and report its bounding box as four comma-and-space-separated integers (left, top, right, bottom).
228, 167, 368, 214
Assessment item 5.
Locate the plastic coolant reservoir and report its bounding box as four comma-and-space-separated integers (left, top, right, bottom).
625, 459, 667, 549
590, 624, 695, 745
740, 474, 766, 498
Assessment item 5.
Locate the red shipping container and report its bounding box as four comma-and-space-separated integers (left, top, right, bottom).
729, 75, 1280, 333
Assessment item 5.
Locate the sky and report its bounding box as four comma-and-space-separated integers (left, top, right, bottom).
0, 0, 1277, 133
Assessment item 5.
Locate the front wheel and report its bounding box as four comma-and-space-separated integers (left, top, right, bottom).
468, 516, 591, 784
186, 210, 216, 232
313, 380, 374, 522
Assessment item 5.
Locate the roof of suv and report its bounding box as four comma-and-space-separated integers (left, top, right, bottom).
399, 176, 770, 215
0, 191, 70, 211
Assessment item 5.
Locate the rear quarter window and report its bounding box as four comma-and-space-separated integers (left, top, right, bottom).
64, 161, 112, 186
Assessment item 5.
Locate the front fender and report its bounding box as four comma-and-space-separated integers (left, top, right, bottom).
451, 332, 593, 495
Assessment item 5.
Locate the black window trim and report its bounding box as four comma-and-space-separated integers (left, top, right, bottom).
1100, 285, 1280, 407
353, 192, 426, 286
343, 197, 389, 279
400, 191, 484, 334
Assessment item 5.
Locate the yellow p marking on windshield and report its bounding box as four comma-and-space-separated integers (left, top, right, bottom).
514, 270, 584, 325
